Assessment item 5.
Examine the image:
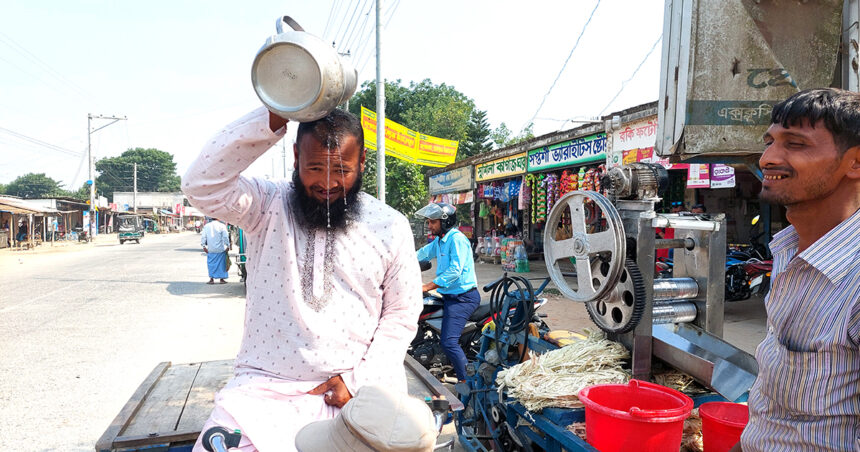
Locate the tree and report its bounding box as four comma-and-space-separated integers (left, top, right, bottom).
96, 148, 181, 202
0, 183, 6, 195
4, 173, 66, 198
459, 109, 493, 160
490, 122, 535, 149
348, 79, 481, 216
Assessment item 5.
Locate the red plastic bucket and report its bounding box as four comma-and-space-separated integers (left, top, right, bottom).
578, 380, 693, 452
698, 402, 748, 452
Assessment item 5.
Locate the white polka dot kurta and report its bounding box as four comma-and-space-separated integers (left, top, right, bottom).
182, 108, 422, 452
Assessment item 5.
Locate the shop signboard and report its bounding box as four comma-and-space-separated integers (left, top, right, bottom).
687, 164, 711, 188
710, 164, 736, 188
429, 166, 473, 194
527, 133, 606, 172
476, 152, 527, 182
610, 118, 658, 167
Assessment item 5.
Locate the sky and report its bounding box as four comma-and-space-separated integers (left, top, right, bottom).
0, 0, 666, 190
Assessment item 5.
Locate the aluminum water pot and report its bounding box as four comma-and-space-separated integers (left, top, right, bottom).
251, 16, 358, 122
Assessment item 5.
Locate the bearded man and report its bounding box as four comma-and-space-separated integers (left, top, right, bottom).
182, 107, 422, 452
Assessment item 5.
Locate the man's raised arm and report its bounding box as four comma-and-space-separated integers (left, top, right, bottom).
182, 108, 288, 232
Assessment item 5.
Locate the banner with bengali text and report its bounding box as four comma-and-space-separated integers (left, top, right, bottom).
361, 106, 458, 167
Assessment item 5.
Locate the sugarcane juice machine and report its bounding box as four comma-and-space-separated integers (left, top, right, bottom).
544, 163, 757, 401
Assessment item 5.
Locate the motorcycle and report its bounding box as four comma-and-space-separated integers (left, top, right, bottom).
410, 261, 550, 380
725, 215, 773, 301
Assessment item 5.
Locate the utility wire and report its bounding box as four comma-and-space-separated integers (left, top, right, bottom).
336, 0, 364, 53
342, 0, 373, 54
599, 32, 662, 115
352, 0, 398, 70
523, 0, 601, 133
330, 0, 358, 47
357, 0, 401, 78
0, 126, 84, 157
0, 31, 92, 101
323, 0, 343, 38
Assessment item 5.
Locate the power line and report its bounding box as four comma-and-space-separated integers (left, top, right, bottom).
599, 33, 662, 115
522, 0, 601, 133
329, 0, 357, 46
335, 1, 364, 53
341, 0, 373, 54
354, 0, 399, 71
0, 126, 84, 157
322, 0, 343, 38
357, 0, 401, 78
0, 31, 92, 101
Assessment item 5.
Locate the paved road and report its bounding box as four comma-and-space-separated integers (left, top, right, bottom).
0, 232, 766, 451
0, 232, 245, 452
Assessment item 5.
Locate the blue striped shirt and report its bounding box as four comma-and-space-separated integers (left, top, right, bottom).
741, 208, 860, 452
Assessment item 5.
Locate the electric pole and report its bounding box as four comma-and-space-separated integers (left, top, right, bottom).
376, 0, 386, 203
133, 163, 138, 213
87, 113, 127, 239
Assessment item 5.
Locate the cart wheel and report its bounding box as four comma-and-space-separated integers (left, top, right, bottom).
135, 239, 140, 244
119, 240, 124, 244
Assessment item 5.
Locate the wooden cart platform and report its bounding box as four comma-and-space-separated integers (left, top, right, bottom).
96, 356, 460, 452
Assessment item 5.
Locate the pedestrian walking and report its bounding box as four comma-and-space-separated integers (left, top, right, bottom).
201, 217, 230, 284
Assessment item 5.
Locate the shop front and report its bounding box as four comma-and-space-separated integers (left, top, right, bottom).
474, 152, 527, 239
524, 132, 609, 253
609, 113, 770, 244
428, 165, 475, 242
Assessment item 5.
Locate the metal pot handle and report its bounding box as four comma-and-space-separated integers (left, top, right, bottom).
276, 16, 304, 34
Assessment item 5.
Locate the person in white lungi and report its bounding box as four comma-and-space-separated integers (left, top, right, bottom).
182, 106, 422, 452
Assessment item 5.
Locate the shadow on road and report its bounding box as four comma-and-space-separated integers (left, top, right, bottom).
162, 280, 246, 299
173, 248, 206, 253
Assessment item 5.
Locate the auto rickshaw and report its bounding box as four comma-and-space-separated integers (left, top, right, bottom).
118, 215, 144, 244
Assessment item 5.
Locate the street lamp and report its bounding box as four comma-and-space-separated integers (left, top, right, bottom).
87, 113, 127, 239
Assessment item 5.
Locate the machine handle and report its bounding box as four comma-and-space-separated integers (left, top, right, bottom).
276, 15, 305, 34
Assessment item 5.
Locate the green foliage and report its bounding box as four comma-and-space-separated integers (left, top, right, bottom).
491, 122, 535, 149
95, 148, 181, 202
348, 79, 488, 216
66, 183, 90, 201
4, 173, 66, 198
460, 109, 493, 160
0, 183, 5, 195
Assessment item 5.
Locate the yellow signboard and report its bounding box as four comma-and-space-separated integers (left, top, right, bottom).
361, 106, 458, 167
475, 152, 527, 182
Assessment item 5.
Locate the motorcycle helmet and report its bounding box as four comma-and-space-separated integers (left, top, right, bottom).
414, 202, 458, 235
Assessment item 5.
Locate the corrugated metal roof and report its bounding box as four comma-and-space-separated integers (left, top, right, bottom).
0, 196, 60, 214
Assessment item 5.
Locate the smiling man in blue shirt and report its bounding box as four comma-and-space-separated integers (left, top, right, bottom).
415, 202, 479, 382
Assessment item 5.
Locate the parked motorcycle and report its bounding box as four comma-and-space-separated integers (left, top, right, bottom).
725, 215, 773, 301
410, 261, 550, 380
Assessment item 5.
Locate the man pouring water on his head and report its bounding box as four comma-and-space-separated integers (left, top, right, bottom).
182, 20, 422, 450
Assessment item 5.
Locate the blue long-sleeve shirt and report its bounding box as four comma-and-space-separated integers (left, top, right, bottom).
416, 228, 477, 295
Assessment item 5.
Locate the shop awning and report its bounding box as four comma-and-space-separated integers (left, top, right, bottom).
0, 197, 60, 214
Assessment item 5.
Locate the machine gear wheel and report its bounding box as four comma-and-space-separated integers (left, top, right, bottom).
585, 258, 646, 334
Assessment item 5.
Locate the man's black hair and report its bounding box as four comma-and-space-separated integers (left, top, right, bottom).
296, 108, 364, 155
771, 88, 860, 154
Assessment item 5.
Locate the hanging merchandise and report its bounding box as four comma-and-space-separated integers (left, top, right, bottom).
595, 164, 606, 194
544, 173, 560, 220
479, 200, 490, 218
577, 166, 587, 190
519, 175, 529, 211
560, 170, 577, 196
536, 174, 548, 223
525, 174, 538, 223
584, 168, 597, 191
508, 178, 522, 198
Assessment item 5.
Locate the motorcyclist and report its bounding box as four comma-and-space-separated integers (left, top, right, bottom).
415, 202, 478, 382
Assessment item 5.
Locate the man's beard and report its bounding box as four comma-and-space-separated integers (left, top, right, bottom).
290, 171, 362, 231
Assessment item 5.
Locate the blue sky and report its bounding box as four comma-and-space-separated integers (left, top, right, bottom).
0, 0, 665, 188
